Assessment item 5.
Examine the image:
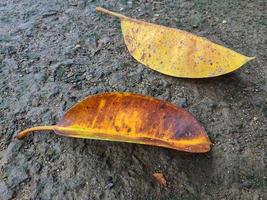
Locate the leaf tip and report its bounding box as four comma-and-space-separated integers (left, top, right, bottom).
95, 6, 126, 19
246, 56, 256, 62
16, 131, 28, 140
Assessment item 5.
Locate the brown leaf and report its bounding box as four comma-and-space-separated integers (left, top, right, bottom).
153, 172, 167, 187
17, 92, 211, 153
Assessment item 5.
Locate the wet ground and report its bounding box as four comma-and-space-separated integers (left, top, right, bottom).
0, 0, 266, 199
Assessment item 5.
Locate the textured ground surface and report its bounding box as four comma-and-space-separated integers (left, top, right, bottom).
0, 0, 266, 199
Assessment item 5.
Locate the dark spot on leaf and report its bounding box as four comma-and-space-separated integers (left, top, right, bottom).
115, 126, 120, 132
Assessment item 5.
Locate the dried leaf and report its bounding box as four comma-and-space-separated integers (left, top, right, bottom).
96, 7, 255, 78
17, 92, 211, 153
153, 173, 167, 187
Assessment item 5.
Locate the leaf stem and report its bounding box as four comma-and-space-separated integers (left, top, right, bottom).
17, 125, 55, 140
96, 7, 127, 19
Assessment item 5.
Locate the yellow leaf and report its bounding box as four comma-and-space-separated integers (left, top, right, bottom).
96, 7, 255, 78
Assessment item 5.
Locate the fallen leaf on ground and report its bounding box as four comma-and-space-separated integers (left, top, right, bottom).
153, 173, 167, 187
96, 7, 255, 78
17, 92, 211, 153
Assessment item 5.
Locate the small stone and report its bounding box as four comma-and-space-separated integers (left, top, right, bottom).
110, 73, 124, 83
48, 86, 60, 98
7, 166, 28, 187
0, 182, 13, 200
242, 180, 252, 189
74, 44, 81, 49
31, 96, 40, 107
158, 79, 169, 88
189, 15, 202, 28
0, 34, 11, 42
86, 33, 98, 49
127, 0, 133, 8
176, 97, 188, 108
90, 69, 104, 82
42, 10, 58, 18
98, 36, 110, 47
253, 192, 260, 200
263, 106, 267, 118
222, 20, 227, 24
34, 73, 47, 83
129, 70, 142, 83
30, 162, 42, 174
68, 0, 78, 6
106, 176, 114, 190
78, 0, 87, 9
53, 65, 65, 81
28, 52, 39, 60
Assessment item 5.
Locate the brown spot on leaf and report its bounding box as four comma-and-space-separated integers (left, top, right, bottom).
140, 52, 146, 61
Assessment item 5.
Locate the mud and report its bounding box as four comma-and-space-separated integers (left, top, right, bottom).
0, 0, 266, 199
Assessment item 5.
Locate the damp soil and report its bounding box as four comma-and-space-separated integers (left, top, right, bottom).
0, 0, 266, 199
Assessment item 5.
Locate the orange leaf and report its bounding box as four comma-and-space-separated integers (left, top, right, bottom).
17, 92, 211, 153
153, 173, 167, 187
96, 7, 255, 78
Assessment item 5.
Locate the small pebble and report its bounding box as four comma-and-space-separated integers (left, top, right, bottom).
7, 166, 28, 188
106, 176, 114, 190
0, 182, 13, 200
